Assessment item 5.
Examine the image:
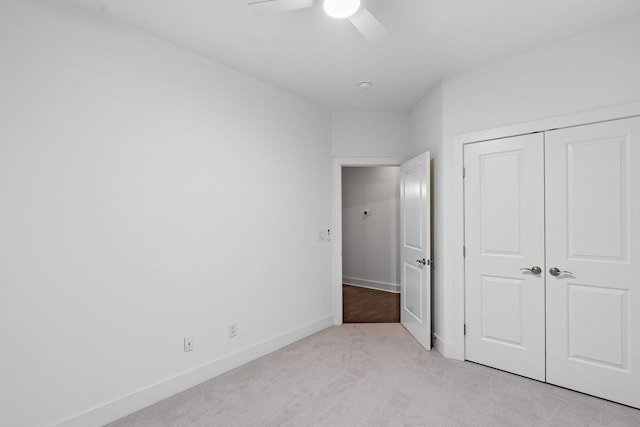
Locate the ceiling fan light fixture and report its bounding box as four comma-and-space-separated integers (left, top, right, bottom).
323, 0, 361, 19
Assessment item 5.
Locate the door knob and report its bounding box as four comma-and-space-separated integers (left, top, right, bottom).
416, 258, 426, 266
520, 266, 542, 275
549, 267, 573, 277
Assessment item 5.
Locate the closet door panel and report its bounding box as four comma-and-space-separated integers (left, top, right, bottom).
464, 133, 546, 381
546, 116, 640, 409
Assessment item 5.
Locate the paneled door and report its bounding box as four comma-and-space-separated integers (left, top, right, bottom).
545, 116, 640, 408
400, 152, 431, 350
464, 133, 546, 381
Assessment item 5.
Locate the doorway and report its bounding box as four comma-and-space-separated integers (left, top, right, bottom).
331, 157, 403, 327
332, 154, 432, 350
341, 166, 401, 323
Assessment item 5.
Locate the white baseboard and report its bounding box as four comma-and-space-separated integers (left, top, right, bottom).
343, 276, 400, 293
53, 315, 334, 427
433, 332, 446, 355
433, 332, 463, 361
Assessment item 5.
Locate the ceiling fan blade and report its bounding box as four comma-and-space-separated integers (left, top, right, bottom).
247, 0, 315, 15
348, 7, 390, 44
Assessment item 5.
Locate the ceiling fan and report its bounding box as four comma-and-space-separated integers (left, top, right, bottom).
247, 0, 390, 44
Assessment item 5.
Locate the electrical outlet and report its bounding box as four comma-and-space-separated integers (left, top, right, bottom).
228, 323, 238, 338
184, 336, 194, 352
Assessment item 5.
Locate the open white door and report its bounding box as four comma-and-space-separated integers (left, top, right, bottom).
400, 152, 431, 350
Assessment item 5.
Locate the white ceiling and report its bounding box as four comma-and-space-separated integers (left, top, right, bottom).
59, 0, 640, 111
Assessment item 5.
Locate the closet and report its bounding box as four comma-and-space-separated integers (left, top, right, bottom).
463, 116, 640, 408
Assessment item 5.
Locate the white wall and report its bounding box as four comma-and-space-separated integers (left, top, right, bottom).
410, 13, 640, 359
332, 110, 410, 158
409, 83, 443, 159
342, 167, 400, 292
0, 1, 333, 426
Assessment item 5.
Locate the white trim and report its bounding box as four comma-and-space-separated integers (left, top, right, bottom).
456, 101, 640, 144
343, 277, 400, 293
52, 315, 334, 427
433, 332, 451, 356
451, 100, 640, 362
332, 157, 405, 325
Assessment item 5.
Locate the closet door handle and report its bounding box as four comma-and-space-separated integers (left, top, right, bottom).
521, 266, 542, 275
549, 267, 573, 277
416, 258, 426, 266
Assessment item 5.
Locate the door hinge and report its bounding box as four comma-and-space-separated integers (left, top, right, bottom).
462, 167, 466, 179
463, 246, 466, 257
464, 324, 467, 335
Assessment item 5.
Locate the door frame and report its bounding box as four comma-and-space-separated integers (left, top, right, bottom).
332, 157, 404, 325
452, 101, 640, 360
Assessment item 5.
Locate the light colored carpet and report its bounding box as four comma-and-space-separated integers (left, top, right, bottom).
108, 324, 640, 427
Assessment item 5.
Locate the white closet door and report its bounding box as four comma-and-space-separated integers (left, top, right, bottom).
464, 134, 546, 381
546, 116, 640, 408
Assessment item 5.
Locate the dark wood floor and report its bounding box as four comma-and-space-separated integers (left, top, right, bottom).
342, 285, 400, 323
